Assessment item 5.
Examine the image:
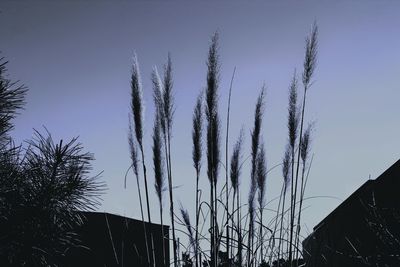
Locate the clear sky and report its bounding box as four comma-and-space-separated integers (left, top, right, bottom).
1, 0, 399, 243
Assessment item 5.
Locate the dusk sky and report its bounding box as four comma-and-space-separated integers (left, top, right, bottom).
1, 0, 399, 241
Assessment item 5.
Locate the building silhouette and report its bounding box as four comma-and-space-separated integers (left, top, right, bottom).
64, 212, 169, 267
303, 160, 400, 266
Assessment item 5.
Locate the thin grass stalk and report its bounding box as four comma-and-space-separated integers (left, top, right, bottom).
163, 56, 179, 267
277, 145, 290, 266
131, 55, 155, 266
267, 183, 284, 266
254, 89, 266, 261
210, 180, 215, 267
128, 119, 150, 266
140, 137, 156, 267
237, 188, 243, 266
214, 173, 218, 258
213, 117, 220, 266
192, 92, 203, 267
247, 183, 256, 267
195, 172, 200, 267
225, 67, 236, 262
247, 87, 265, 267
294, 124, 312, 262
289, 23, 318, 266
230, 190, 236, 260
153, 58, 178, 267
229, 130, 243, 261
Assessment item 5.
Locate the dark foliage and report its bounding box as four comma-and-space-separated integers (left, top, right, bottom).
0, 131, 104, 266
0, 57, 104, 266
0, 57, 26, 145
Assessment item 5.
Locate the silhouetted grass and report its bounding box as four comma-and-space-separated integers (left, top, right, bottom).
192, 92, 203, 267
205, 32, 221, 267
130, 54, 156, 266
124, 23, 318, 267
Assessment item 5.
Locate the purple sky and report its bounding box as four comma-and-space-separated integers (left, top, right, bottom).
1, 0, 400, 245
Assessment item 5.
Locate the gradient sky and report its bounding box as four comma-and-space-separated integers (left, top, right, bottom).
1, 0, 399, 243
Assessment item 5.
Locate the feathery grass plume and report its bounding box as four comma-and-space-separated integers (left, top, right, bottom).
0, 57, 27, 144
180, 207, 195, 255
130, 54, 155, 267
161, 55, 179, 267
251, 87, 265, 175
152, 66, 170, 267
209, 117, 221, 183
290, 23, 318, 265
192, 92, 203, 267
152, 112, 165, 204
163, 53, 174, 133
230, 130, 243, 194
152, 108, 167, 267
205, 32, 221, 267
248, 87, 265, 266
256, 143, 267, 209
192, 92, 203, 174
130, 54, 144, 148
282, 146, 291, 192
229, 129, 243, 262
152, 67, 165, 133
288, 72, 299, 150
300, 123, 312, 164
302, 23, 318, 90
287, 72, 299, 266
205, 32, 221, 185
229, 129, 243, 259
257, 142, 267, 263
128, 116, 139, 178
